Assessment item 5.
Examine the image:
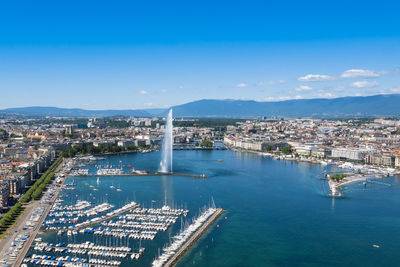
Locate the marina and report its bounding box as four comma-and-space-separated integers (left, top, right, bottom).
19, 117, 224, 267
20, 150, 218, 267
24, 190, 219, 267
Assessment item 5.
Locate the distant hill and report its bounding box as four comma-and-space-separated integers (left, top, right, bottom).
0, 106, 151, 117
171, 94, 400, 117
1, 94, 399, 118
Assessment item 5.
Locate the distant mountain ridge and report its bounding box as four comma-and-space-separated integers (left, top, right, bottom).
1, 94, 399, 118
0, 106, 152, 117
172, 94, 400, 117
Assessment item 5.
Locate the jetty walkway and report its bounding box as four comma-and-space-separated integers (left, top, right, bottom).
164, 208, 225, 267
70, 173, 207, 179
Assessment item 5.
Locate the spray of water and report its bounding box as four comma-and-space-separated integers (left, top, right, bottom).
159, 109, 173, 173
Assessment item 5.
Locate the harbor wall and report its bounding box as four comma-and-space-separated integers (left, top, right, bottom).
164, 208, 225, 267
70, 173, 207, 178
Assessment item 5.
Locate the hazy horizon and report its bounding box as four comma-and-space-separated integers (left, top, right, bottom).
1, 93, 399, 111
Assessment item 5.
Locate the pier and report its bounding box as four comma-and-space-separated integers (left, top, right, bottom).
70, 172, 207, 179
164, 208, 225, 267
328, 174, 376, 197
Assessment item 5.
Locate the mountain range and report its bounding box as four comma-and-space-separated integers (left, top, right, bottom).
1, 94, 399, 118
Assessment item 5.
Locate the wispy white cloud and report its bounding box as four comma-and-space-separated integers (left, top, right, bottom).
390, 87, 400, 93
341, 69, 380, 78
298, 74, 334, 82
317, 92, 337, 98
265, 95, 304, 101
349, 81, 379, 88
236, 83, 247, 88
140, 90, 148, 94
256, 80, 285, 86
161, 89, 167, 93
295, 85, 313, 91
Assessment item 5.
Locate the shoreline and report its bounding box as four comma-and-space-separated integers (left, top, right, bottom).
164, 208, 225, 267
229, 147, 400, 197
74, 146, 226, 158
230, 147, 400, 175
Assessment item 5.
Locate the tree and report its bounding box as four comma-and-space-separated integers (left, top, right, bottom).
280, 146, 293, 155
330, 174, 346, 182
201, 139, 213, 148
265, 144, 273, 151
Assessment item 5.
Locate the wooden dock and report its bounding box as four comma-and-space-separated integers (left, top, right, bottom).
164, 208, 225, 267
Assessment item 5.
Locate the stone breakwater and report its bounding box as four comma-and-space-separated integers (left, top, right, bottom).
164, 208, 225, 267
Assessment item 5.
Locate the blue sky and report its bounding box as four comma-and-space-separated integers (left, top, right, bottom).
0, 0, 399, 109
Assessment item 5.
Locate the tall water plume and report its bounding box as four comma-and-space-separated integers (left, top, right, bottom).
159, 109, 173, 173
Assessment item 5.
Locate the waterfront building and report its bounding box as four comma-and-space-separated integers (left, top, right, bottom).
0, 181, 9, 209
311, 147, 332, 158
365, 154, 396, 166
396, 156, 400, 168
7, 177, 21, 196
331, 148, 371, 161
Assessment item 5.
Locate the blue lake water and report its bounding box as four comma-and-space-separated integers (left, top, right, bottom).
30, 150, 400, 266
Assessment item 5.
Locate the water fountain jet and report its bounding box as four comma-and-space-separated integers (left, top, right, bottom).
159, 109, 173, 173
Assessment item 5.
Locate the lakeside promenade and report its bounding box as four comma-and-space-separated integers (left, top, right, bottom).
0, 160, 66, 266
14, 161, 67, 267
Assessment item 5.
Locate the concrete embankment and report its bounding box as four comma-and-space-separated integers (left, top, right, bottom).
164, 208, 225, 267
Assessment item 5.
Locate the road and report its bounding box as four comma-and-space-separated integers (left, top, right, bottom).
0, 200, 38, 265
0, 159, 66, 266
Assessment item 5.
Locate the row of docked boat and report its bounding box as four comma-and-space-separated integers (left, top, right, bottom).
124, 206, 189, 217
72, 202, 139, 229
152, 207, 218, 267
33, 245, 129, 259
45, 202, 115, 228
101, 220, 171, 231
33, 241, 146, 260
44, 202, 140, 231
24, 254, 121, 266
69, 169, 89, 176
96, 168, 124, 176
51, 200, 92, 212
79, 227, 158, 240
48, 201, 103, 219
85, 203, 115, 217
